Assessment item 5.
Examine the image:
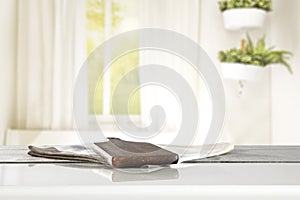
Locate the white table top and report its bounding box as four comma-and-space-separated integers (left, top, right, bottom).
2, 145, 300, 200
1, 163, 300, 185
1, 163, 300, 200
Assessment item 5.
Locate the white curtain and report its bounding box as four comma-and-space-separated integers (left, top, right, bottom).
16, 0, 86, 130
138, 0, 211, 144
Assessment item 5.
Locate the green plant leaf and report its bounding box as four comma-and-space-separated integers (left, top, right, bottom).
219, 34, 293, 74
218, 0, 272, 12
255, 34, 266, 53
245, 33, 254, 54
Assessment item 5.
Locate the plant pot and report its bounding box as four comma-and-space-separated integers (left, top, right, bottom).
221, 63, 266, 81
222, 8, 267, 31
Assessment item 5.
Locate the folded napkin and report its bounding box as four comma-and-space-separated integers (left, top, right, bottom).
28, 141, 234, 167
28, 145, 109, 166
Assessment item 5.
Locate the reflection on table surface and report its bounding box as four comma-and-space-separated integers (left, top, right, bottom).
1, 163, 300, 185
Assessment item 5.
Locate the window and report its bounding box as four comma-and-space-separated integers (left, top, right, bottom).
86, 0, 140, 117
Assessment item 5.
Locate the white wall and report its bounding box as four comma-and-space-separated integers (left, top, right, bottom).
0, 0, 17, 144
200, 0, 300, 145
270, 0, 300, 144
200, 0, 272, 144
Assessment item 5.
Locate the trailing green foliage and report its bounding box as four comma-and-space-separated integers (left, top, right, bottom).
219, 34, 293, 73
219, 0, 272, 12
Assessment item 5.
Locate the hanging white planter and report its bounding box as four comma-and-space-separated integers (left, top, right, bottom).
221, 63, 266, 81
222, 8, 267, 31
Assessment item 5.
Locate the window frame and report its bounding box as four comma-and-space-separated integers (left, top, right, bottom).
87, 0, 142, 127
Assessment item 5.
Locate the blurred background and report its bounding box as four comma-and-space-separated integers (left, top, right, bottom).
0, 0, 299, 145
